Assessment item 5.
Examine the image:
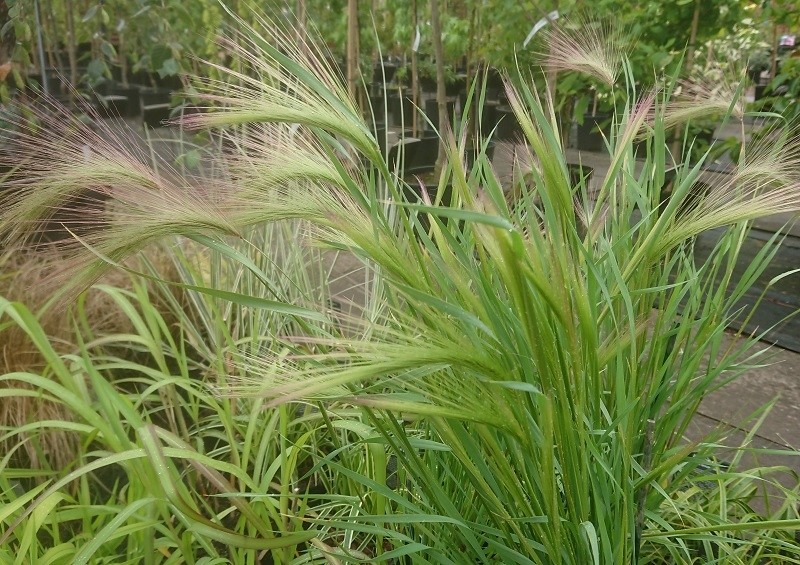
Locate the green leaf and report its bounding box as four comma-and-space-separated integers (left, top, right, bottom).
13, 21, 30, 42
86, 58, 107, 80
487, 380, 541, 394
100, 41, 117, 61
73, 499, 157, 564
394, 202, 514, 230
158, 58, 180, 78
82, 4, 98, 22
175, 149, 201, 169
0, 19, 14, 39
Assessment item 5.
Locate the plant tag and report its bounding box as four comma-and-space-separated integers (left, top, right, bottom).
523, 10, 559, 48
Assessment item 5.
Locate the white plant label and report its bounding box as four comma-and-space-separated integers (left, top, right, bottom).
523, 10, 559, 48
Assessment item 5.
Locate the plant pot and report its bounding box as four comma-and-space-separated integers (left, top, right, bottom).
388, 93, 414, 127
464, 140, 497, 170
153, 73, 183, 91
477, 101, 501, 134
369, 93, 389, 125
130, 70, 154, 87
95, 93, 130, 118
76, 42, 93, 62
494, 105, 522, 141
484, 68, 504, 101
112, 85, 142, 117
139, 87, 173, 128
446, 75, 467, 97
419, 75, 437, 93
24, 68, 64, 94
390, 136, 438, 177
576, 114, 611, 152
423, 98, 456, 132
402, 181, 455, 232
94, 82, 142, 118
373, 62, 397, 85
387, 138, 422, 173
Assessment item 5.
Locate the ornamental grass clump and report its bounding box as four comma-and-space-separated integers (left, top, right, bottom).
1, 10, 800, 563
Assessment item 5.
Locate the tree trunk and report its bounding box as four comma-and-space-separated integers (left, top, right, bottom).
411, 0, 419, 136
770, 1, 779, 80
43, 0, 63, 70
670, 0, 701, 155
685, 0, 701, 72
33, 0, 50, 94
347, 0, 360, 109
465, 0, 477, 128
0, 0, 15, 63
430, 0, 447, 175
119, 32, 128, 86
65, 0, 78, 89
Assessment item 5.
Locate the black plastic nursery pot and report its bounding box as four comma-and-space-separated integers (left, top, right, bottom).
92, 80, 140, 118
423, 98, 457, 132
576, 114, 611, 152
153, 73, 183, 91
494, 105, 523, 141
95, 92, 130, 118
403, 181, 452, 204
419, 75, 438, 94
478, 101, 501, 134
389, 136, 438, 177
139, 88, 173, 128
111, 85, 142, 118
464, 140, 497, 170
484, 67, 504, 101
402, 181, 455, 232
387, 92, 415, 127
446, 74, 467, 97
369, 93, 388, 124
372, 62, 397, 85
24, 67, 77, 97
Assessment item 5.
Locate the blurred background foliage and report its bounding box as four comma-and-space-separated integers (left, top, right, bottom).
1, 1, 797, 85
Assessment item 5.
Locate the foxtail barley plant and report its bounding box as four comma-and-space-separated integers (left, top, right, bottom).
1, 9, 800, 564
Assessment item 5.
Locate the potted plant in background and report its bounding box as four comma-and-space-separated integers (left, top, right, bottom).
749, 48, 772, 100
565, 80, 617, 152
763, 55, 800, 126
